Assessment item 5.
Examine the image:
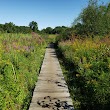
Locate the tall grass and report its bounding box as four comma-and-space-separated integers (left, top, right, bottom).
58, 37, 110, 110
0, 33, 46, 110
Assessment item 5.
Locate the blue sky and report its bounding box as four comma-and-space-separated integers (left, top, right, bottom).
0, 0, 110, 30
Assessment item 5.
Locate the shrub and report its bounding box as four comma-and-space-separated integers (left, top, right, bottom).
58, 37, 110, 110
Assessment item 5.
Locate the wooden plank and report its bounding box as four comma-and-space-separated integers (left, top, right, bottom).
29, 44, 74, 110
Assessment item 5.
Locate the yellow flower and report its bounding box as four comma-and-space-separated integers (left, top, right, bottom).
84, 63, 92, 69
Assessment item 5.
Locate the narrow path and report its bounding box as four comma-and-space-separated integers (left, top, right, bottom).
29, 44, 74, 110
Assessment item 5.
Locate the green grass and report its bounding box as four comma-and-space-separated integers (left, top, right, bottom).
0, 33, 47, 110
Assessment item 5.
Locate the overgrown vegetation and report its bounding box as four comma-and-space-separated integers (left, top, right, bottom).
55, 0, 110, 110
0, 33, 46, 110
57, 37, 110, 110
0, 0, 110, 110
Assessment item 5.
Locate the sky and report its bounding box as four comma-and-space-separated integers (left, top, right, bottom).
0, 0, 110, 30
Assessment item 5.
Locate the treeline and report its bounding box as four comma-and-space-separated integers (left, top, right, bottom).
0, 22, 32, 33
0, 21, 69, 35
0, 21, 40, 34
1, 0, 110, 37
40, 26, 68, 34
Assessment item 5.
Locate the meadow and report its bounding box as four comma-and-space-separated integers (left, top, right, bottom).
0, 1, 110, 110
0, 33, 46, 110
57, 36, 110, 110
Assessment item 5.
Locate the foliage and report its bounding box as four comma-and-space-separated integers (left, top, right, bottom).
55, 0, 110, 110
4, 22, 16, 33
29, 21, 38, 32
41, 26, 68, 35
0, 21, 68, 35
57, 37, 110, 110
0, 22, 32, 34
47, 34, 57, 43
55, 27, 76, 43
52, 26, 68, 34
41, 27, 53, 34
73, 0, 110, 36
0, 33, 46, 110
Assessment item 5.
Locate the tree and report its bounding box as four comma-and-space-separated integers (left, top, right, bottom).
53, 26, 68, 34
0, 24, 4, 33
0, 22, 32, 33
29, 21, 38, 32
44, 27, 53, 34
4, 22, 15, 33
73, 0, 110, 36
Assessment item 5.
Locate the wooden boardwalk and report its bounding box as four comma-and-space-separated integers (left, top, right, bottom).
29, 44, 74, 110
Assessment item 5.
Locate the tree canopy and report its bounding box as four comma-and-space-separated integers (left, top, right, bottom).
73, 0, 110, 36
41, 26, 68, 34
29, 21, 38, 32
